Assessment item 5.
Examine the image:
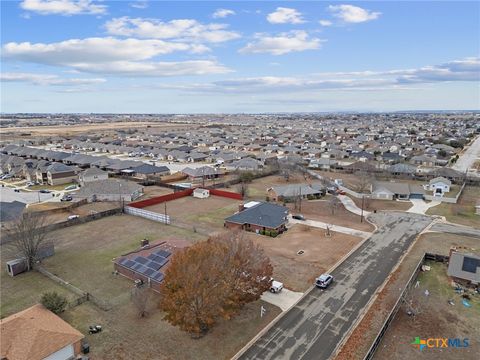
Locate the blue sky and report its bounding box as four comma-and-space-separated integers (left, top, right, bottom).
1, 0, 479, 113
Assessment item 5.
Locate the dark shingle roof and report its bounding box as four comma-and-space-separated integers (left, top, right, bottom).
225, 202, 288, 229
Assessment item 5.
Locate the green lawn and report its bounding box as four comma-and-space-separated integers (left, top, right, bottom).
185, 203, 238, 229
0, 266, 75, 318
28, 182, 76, 191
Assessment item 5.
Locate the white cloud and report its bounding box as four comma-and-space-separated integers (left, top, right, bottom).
2, 37, 231, 77
267, 7, 305, 24
319, 20, 332, 27
3, 37, 209, 65
328, 4, 380, 23
156, 57, 479, 93
212, 9, 235, 19
130, 0, 148, 9
239, 31, 323, 55
20, 0, 106, 15
105, 17, 240, 43
0, 72, 106, 86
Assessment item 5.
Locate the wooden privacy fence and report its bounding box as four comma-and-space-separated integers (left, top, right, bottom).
124, 206, 170, 224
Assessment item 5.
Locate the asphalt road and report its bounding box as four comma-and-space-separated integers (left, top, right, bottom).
0, 186, 53, 204
238, 212, 432, 360
430, 223, 480, 239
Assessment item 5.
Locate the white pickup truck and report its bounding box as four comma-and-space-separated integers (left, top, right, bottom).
270, 280, 284, 293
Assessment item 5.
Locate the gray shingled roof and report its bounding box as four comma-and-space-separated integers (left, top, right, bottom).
225, 202, 288, 229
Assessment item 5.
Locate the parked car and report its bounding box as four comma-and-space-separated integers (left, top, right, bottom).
39, 189, 51, 193
1, 174, 13, 180
67, 215, 79, 220
14, 189, 20, 193
292, 214, 305, 221
327, 186, 338, 195
26, 181, 35, 187
270, 280, 284, 293
64, 184, 77, 191
315, 274, 334, 289
61, 195, 73, 202
336, 189, 346, 195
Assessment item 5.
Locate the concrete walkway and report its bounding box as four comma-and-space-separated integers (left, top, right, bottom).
261, 288, 304, 312
452, 134, 480, 172
289, 216, 372, 239
338, 195, 371, 217
407, 198, 440, 214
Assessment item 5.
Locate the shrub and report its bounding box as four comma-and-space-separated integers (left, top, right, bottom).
270, 230, 278, 237
264, 230, 271, 237
41, 291, 68, 314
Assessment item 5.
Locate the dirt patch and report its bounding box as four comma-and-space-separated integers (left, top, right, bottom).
141, 186, 173, 198
245, 225, 362, 292
351, 197, 412, 212
286, 200, 375, 232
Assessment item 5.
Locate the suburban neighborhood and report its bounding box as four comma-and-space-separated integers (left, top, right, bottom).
0, 112, 479, 360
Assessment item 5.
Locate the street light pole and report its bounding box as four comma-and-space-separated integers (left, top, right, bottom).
361, 196, 365, 223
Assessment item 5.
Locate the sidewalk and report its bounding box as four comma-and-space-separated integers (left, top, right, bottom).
338, 195, 371, 217
289, 216, 372, 239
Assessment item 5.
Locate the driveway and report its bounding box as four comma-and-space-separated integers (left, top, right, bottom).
236, 212, 432, 360
452, 134, 480, 172
261, 289, 304, 312
338, 195, 371, 217
289, 216, 372, 239
407, 198, 440, 214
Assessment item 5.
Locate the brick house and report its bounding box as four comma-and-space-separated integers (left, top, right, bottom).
224, 201, 289, 234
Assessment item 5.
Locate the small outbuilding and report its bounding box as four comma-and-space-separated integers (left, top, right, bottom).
193, 188, 210, 199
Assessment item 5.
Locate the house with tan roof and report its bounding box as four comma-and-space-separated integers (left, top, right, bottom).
1, 304, 84, 360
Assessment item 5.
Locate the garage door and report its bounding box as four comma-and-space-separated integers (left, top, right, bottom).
410, 193, 424, 199
44, 344, 74, 360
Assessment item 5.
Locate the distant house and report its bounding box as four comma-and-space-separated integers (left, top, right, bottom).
45, 163, 77, 186
229, 157, 263, 171
429, 177, 451, 196
0, 304, 84, 360
447, 250, 480, 285
224, 202, 289, 234
79, 167, 109, 185
182, 166, 221, 181
371, 181, 425, 200
73, 179, 143, 202
267, 183, 325, 202
127, 164, 170, 180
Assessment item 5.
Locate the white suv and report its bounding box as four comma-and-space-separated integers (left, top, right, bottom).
315, 274, 334, 288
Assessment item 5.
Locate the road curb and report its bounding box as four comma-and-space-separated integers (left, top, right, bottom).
231, 216, 377, 360
331, 217, 438, 360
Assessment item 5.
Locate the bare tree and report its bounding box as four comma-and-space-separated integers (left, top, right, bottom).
329, 197, 341, 215
131, 285, 151, 318
237, 181, 249, 199
354, 171, 374, 194
8, 212, 49, 271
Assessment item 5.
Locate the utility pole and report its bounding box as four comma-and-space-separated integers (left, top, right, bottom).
361, 195, 365, 223
164, 201, 168, 224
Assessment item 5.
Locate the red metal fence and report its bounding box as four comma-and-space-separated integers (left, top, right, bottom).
209, 188, 243, 200
129, 187, 243, 209
129, 188, 194, 208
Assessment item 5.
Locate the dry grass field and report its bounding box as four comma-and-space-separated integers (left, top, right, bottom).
0, 121, 192, 137
1, 214, 283, 359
